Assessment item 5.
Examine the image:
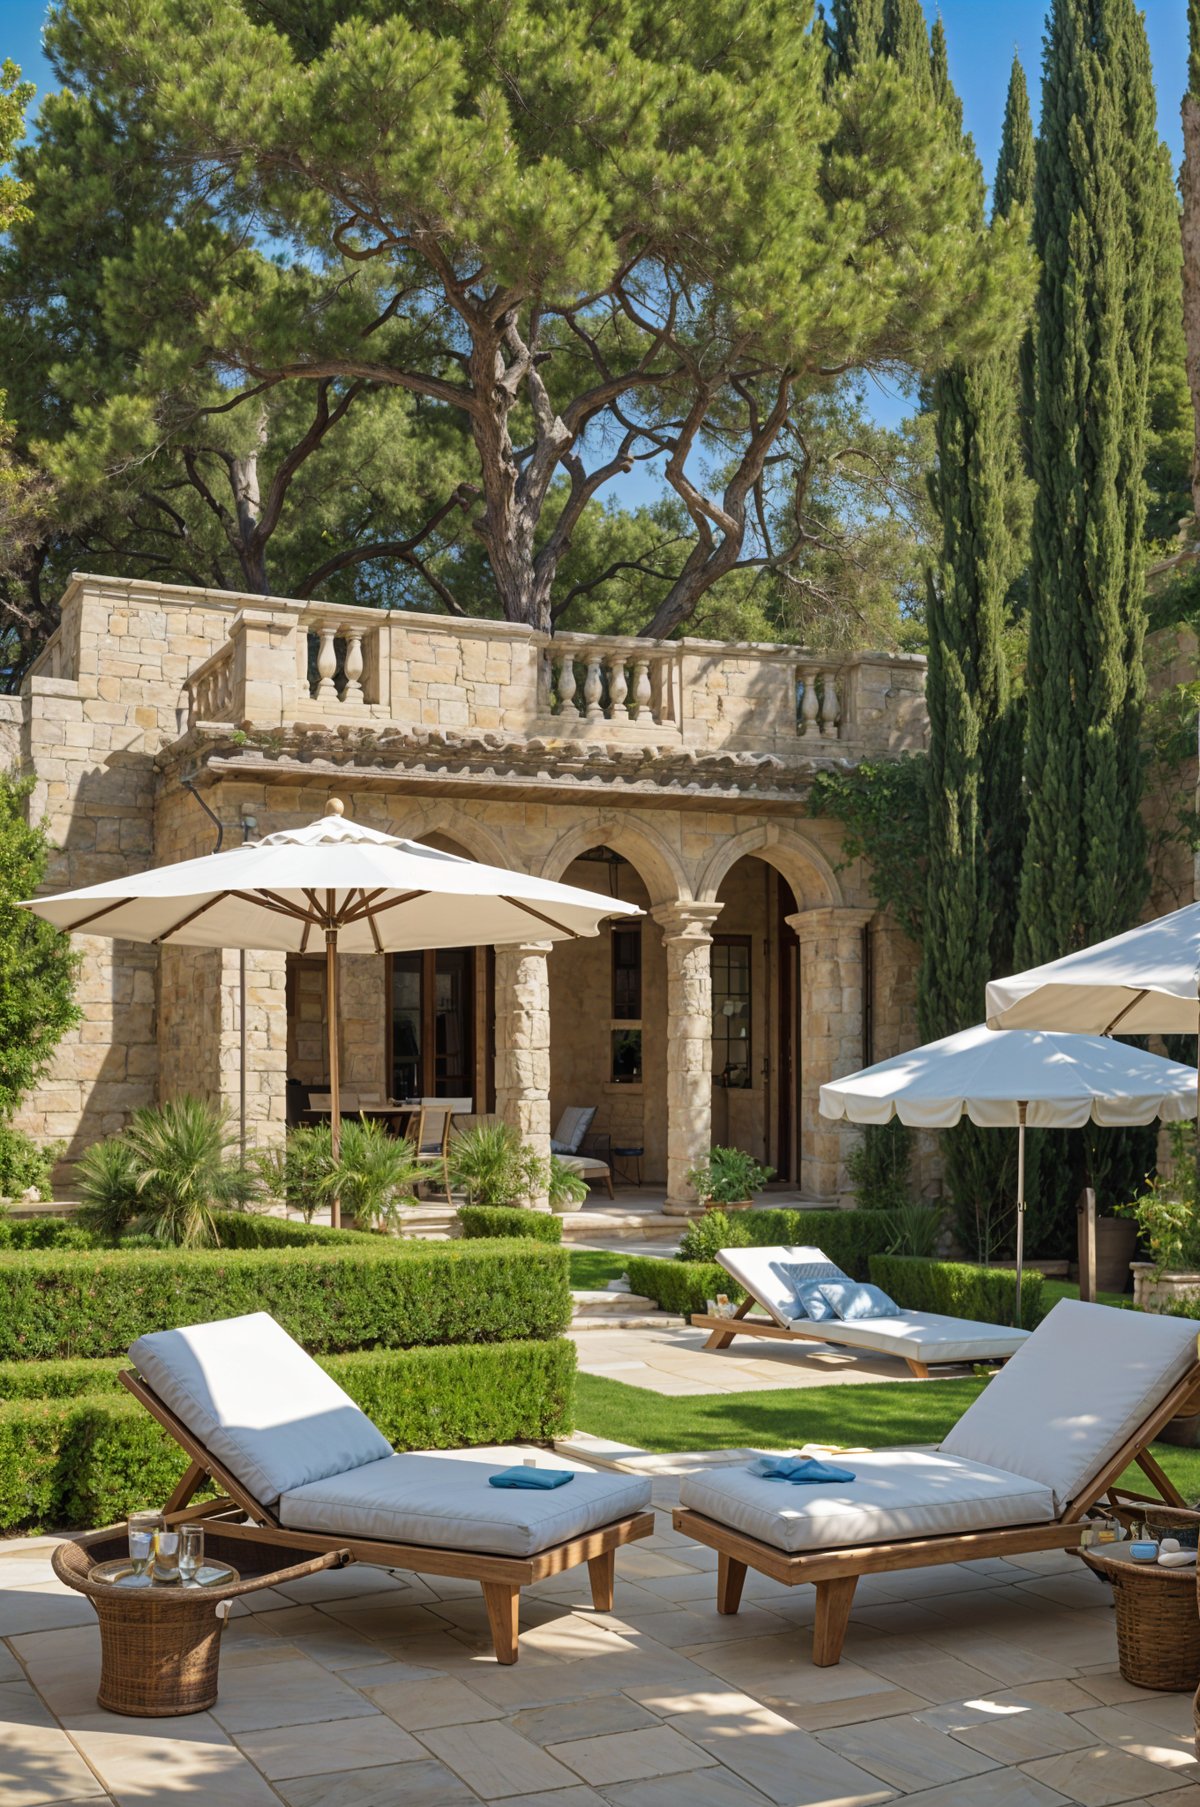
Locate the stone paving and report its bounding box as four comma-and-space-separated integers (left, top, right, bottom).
3, 1465, 1197, 1807
570, 1322, 931, 1394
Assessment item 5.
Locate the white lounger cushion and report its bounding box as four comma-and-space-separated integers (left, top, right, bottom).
941, 1298, 1199, 1511
808, 1310, 1027, 1365
130, 1313, 392, 1506
718, 1246, 850, 1328
279, 1452, 653, 1559
678, 1449, 1054, 1553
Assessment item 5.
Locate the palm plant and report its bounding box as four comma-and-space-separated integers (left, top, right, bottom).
254, 1124, 336, 1221
75, 1134, 141, 1241
121, 1096, 254, 1246
317, 1117, 422, 1231
450, 1123, 547, 1207
548, 1154, 589, 1211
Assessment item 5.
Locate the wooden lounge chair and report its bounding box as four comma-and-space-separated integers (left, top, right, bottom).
690, 1244, 1029, 1377
674, 1299, 1200, 1667
119, 1312, 653, 1664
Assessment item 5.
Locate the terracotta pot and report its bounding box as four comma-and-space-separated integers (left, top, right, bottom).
1095, 1216, 1138, 1293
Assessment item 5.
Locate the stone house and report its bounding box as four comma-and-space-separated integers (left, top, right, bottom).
0, 574, 929, 1205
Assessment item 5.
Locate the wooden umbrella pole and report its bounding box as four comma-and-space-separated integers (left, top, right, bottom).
326, 914, 341, 1231
1015, 1102, 1027, 1327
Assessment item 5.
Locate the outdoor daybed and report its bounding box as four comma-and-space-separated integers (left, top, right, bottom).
690, 1244, 1029, 1376
674, 1299, 1200, 1666
119, 1312, 653, 1663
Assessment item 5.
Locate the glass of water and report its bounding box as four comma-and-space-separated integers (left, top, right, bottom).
153, 1528, 181, 1583
178, 1525, 205, 1586
127, 1511, 161, 1587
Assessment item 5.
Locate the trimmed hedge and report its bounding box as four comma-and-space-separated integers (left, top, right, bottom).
0, 1339, 577, 1533
869, 1254, 1045, 1331
0, 1218, 104, 1250
716, 1208, 895, 1278
0, 1210, 381, 1252
0, 1239, 571, 1359
459, 1206, 563, 1243
627, 1256, 732, 1316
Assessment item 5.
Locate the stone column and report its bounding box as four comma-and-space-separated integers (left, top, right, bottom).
494, 940, 553, 1209
158, 945, 288, 1151
788, 907, 874, 1198
654, 902, 723, 1210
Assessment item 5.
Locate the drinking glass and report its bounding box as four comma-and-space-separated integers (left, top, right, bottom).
178, 1525, 205, 1585
154, 1528, 181, 1583
127, 1511, 161, 1588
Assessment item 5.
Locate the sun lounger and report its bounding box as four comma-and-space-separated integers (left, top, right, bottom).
674, 1299, 1200, 1665
690, 1244, 1029, 1376
119, 1312, 653, 1663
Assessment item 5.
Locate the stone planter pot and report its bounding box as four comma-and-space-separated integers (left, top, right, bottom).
1095, 1216, 1138, 1293
1131, 1263, 1200, 1314
550, 1197, 585, 1214
704, 1198, 753, 1213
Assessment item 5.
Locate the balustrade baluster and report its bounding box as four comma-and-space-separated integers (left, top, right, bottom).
631, 658, 653, 722
798, 667, 820, 735
583, 657, 604, 722
314, 623, 338, 701
819, 669, 840, 738
607, 655, 629, 721
343, 629, 365, 703
557, 656, 579, 715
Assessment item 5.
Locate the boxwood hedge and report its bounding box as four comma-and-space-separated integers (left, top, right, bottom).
0, 1338, 577, 1533
0, 1238, 571, 1359
626, 1256, 733, 1316
869, 1253, 1045, 1331
458, 1205, 563, 1243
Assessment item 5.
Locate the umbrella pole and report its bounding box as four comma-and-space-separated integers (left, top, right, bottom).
326, 922, 341, 1231
1015, 1103, 1027, 1328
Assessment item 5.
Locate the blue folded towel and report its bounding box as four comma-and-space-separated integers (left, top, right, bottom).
748, 1456, 856, 1485
489, 1466, 574, 1490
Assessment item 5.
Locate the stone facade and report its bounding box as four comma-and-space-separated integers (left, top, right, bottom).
9, 574, 932, 1202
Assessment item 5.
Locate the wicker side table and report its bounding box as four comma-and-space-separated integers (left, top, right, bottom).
1077, 1543, 1200, 1692
53, 1524, 352, 1717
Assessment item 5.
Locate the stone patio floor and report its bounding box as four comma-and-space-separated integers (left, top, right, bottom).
3, 1456, 1197, 1807
569, 1322, 932, 1394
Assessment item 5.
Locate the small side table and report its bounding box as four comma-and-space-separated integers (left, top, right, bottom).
1076, 1542, 1200, 1691
54, 1525, 352, 1716
612, 1145, 644, 1187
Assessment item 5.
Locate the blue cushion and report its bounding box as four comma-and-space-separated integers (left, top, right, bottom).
818, 1280, 901, 1321
775, 1260, 849, 1321
489, 1467, 574, 1490
790, 1280, 838, 1321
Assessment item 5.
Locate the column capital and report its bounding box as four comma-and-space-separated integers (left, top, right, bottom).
652, 900, 724, 943
494, 938, 554, 957
786, 906, 874, 944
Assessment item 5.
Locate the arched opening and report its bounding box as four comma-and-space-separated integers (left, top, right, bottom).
547, 845, 667, 1187
711, 855, 802, 1182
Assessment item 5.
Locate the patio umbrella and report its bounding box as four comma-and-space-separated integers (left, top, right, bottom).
21, 798, 640, 1223
819, 1023, 1198, 1317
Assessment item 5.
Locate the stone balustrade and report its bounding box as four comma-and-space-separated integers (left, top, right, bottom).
796, 660, 843, 739
544, 637, 680, 737
185, 642, 237, 724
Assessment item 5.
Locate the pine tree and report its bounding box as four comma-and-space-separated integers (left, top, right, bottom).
919, 46, 1032, 1257
1017, 0, 1164, 1240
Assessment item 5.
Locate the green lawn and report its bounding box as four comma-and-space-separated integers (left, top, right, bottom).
568, 1249, 632, 1291
574, 1370, 1200, 1502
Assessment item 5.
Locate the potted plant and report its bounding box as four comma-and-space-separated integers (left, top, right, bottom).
449, 1122, 549, 1207
686, 1145, 774, 1212
1119, 1125, 1200, 1311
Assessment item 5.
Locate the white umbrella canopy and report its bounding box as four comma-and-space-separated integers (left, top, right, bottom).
819, 1024, 1198, 1318
985, 901, 1200, 1036
21, 799, 641, 1223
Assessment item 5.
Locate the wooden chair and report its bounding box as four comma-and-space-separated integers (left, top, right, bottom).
672, 1301, 1200, 1667
412, 1103, 454, 1203
119, 1314, 654, 1665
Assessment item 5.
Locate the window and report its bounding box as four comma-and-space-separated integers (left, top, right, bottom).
611, 1028, 643, 1083
611, 923, 642, 1020
712, 936, 752, 1088
390, 948, 475, 1100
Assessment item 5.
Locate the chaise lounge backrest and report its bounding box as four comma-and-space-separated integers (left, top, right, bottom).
129, 1312, 392, 1507
717, 1246, 851, 1328
940, 1299, 1199, 1511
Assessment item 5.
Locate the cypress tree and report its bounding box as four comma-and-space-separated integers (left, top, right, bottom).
823, 0, 886, 76
995, 56, 1036, 474
882, 0, 932, 92
1017, 0, 1163, 1238
920, 48, 1031, 1257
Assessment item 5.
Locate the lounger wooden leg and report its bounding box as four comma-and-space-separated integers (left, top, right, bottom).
812, 1577, 857, 1666
588, 1551, 616, 1612
482, 1581, 520, 1664
717, 1554, 747, 1616
905, 1359, 930, 1379
164, 1459, 208, 1514
704, 1295, 753, 1352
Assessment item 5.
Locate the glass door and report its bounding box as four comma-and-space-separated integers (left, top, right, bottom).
390, 949, 475, 1100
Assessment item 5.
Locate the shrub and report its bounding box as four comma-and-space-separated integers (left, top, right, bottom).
459, 1205, 563, 1243
77, 1098, 257, 1246
75, 1135, 141, 1240
1118, 1123, 1200, 1271
686, 1147, 774, 1205
846, 1119, 914, 1211
0, 1217, 105, 1251
0, 769, 82, 1121
0, 1238, 572, 1359
252, 1124, 335, 1222
318, 1119, 422, 1230
678, 1209, 754, 1264
0, 1126, 60, 1201
450, 1122, 547, 1206
627, 1256, 734, 1316
206, 1211, 380, 1249
674, 1207, 895, 1279
548, 1154, 589, 1211
0, 1339, 577, 1533
868, 1253, 1046, 1330
881, 1200, 945, 1259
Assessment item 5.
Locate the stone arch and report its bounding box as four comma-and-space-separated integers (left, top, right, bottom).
536, 816, 689, 908
696, 822, 843, 910
380, 805, 514, 872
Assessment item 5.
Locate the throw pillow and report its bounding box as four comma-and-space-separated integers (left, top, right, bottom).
817, 1280, 902, 1321
789, 1279, 838, 1321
